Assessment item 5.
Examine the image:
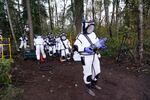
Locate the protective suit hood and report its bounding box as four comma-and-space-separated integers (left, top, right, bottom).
61, 33, 67, 40
82, 20, 95, 34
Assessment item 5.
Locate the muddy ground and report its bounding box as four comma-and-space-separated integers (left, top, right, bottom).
12, 55, 150, 100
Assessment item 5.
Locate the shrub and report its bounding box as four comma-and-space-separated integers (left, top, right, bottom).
0, 59, 12, 85
0, 85, 23, 100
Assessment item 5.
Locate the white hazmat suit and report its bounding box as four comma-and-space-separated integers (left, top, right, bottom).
74, 21, 101, 91
19, 35, 28, 49
34, 36, 46, 60
60, 34, 72, 61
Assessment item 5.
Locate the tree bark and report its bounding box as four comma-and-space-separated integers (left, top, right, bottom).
48, 0, 53, 32
5, 0, 19, 51
92, 0, 95, 21
26, 0, 34, 50
61, 0, 67, 30
109, 0, 116, 38
98, 0, 102, 27
17, 0, 23, 34
115, 0, 119, 39
37, 0, 42, 33
71, 0, 76, 37
138, 0, 144, 66
85, 0, 88, 20
55, 0, 58, 27
104, 0, 109, 36
74, 0, 83, 34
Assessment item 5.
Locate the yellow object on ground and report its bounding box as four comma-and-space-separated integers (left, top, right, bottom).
0, 37, 12, 61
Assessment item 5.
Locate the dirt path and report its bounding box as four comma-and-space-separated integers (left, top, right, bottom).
12, 56, 150, 100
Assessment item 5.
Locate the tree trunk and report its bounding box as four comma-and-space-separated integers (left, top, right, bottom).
74, 0, 83, 34
104, 0, 109, 36
71, 0, 76, 37
115, 0, 119, 40
5, 0, 19, 51
138, 0, 144, 66
92, 0, 95, 21
61, 0, 67, 30
85, 0, 88, 20
55, 0, 58, 27
26, 0, 34, 50
48, 0, 53, 32
109, 0, 116, 38
98, 0, 102, 27
17, 0, 23, 34
37, 0, 42, 33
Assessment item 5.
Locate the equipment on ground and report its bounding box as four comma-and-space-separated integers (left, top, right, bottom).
0, 37, 12, 61
23, 48, 36, 60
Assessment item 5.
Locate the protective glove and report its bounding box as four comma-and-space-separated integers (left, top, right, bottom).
84, 47, 94, 54
98, 38, 107, 49
101, 45, 107, 50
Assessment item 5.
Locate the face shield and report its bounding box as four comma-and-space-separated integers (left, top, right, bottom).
82, 21, 95, 34
61, 35, 67, 40
86, 24, 95, 34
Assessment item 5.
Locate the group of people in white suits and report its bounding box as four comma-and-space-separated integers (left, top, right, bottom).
44, 32, 72, 62
19, 31, 72, 62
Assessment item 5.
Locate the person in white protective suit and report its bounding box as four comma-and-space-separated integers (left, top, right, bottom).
55, 35, 61, 56
34, 36, 46, 61
19, 34, 28, 50
59, 33, 72, 62
45, 33, 56, 56
73, 20, 104, 96
24, 24, 30, 34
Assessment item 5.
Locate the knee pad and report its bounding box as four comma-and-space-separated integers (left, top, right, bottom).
86, 75, 92, 82
81, 57, 85, 65
62, 56, 65, 59
50, 51, 53, 54
91, 80, 97, 86
85, 83, 93, 89
67, 54, 70, 57
95, 73, 100, 79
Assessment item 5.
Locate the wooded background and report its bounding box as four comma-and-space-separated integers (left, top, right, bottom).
0, 0, 150, 66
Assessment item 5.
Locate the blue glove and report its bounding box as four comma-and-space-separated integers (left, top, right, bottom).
101, 45, 107, 50
84, 47, 94, 54
98, 38, 107, 49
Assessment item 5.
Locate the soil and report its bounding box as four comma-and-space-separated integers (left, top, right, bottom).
11, 55, 150, 100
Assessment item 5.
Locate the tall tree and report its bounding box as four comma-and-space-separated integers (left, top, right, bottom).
37, 0, 42, 33
48, 0, 53, 31
61, 0, 68, 30
16, 0, 23, 34
74, 0, 83, 34
104, 0, 110, 36
5, 0, 19, 51
137, 0, 144, 66
92, 0, 95, 21
85, 0, 88, 20
95, 0, 103, 27
115, 0, 119, 38
55, 0, 58, 27
71, 0, 76, 36
22, 0, 48, 34
109, 0, 116, 37
26, 0, 34, 50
